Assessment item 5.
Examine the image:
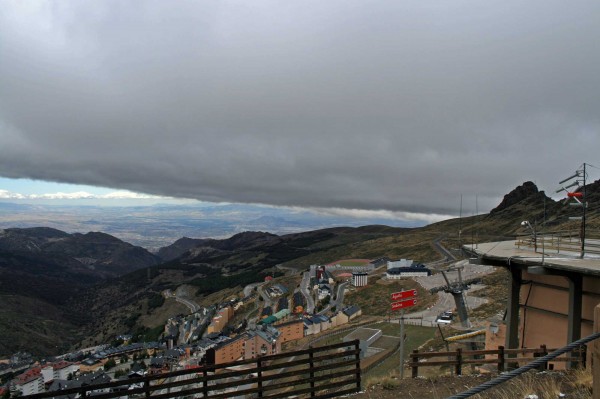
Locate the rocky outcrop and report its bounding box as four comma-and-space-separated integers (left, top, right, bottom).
490, 181, 539, 214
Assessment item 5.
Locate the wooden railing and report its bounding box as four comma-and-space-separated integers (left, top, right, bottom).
21, 340, 361, 399
409, 345, 587, 378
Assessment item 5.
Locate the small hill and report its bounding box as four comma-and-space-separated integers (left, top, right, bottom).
157, 237, 207, 261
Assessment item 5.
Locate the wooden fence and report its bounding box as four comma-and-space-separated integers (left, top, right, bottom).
21, 340, 361, 399
409, 345, 587, 378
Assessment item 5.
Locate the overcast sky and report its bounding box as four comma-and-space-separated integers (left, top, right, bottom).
1, 1, 599, 221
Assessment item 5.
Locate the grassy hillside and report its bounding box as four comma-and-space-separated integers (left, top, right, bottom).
345, 276, 437, 316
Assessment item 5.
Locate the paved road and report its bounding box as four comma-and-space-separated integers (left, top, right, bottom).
432, 237, 458, 262
163, 289, 201, 314
300, 271, 315, 313
335, 281, 348, 309
390, 260, 496, 327
318, 281, 348, 315
257, 283, 274, 309
175, 296, 200, 313
243, 282, 263, 298
275, 263, 301, 275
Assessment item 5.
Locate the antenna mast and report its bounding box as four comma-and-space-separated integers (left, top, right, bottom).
459, 194, 462, 247
582, 163, 587, 258
556, 163, 588, 258
475, 195, 479, 249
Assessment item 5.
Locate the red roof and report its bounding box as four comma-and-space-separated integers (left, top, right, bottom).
52, 360, 72, 370
17, 367, 41, 385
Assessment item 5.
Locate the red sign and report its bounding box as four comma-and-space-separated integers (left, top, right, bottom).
391, 289, 417, 301
391, 298, 418, 311
567, 192, 583, 198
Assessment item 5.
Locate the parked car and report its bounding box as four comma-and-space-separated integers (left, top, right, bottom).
436, 311, 454, 324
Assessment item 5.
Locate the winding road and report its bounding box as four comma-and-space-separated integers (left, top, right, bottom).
163, 289, 201, 314
300, 271, 315, 313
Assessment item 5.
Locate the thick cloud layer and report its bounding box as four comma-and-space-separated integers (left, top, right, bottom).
1, 1, 599, 216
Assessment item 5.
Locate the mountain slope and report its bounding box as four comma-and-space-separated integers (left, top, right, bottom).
0, 228, 161, 277
6, 179, 600, 356
0, 228, 162, 356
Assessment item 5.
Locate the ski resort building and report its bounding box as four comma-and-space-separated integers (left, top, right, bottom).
466, 239, 600, 370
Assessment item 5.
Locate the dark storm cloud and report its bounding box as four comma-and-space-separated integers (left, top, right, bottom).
1, 0, 599, 217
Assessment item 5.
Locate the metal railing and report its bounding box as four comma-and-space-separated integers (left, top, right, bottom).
21, 340, 361, 399
515, 230, 600, 256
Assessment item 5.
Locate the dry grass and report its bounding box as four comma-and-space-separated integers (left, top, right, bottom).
358, 369, 593, 399
365, 373, 402, 390
279, 229, 442, 270
345, 275, 437, 316
468, 267, 509, 321
569, 367, 593, 392
475, 372, 562, 399
471, 369, 593, 399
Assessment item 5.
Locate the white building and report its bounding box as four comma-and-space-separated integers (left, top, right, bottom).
351, 272, 368, 287
317, 285, 331, 300
15, 368, 44, 396
386, 266, 431, 279
42, 361, 79, 383
387, 259, 413, 270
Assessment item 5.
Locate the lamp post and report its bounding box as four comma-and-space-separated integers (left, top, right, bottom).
521, 221, 537, 253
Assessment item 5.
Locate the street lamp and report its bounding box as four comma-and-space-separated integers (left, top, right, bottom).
521, 221, 537, 253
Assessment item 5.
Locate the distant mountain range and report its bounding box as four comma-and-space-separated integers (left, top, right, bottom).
1, 180, 599, 357
0, 202, 421, 251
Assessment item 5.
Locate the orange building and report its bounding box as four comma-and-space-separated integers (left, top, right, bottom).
275, 319, 304, 343
207, 306, 234, 334
206, 336, 245, 365
244, 327, 281, 359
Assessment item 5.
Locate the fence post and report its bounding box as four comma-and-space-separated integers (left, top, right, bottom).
411, 350, 419, 378
455, 348, 462, 376
202, 369, 208, 398
355, 340, 362, 392
497, 346, 504, 373
309, 346, 316, 397
580, 345, 587, 368
540, 344, 548, 371
593, 304, 600, 399
257, 358, 263, 398
144, 378, 151, 398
